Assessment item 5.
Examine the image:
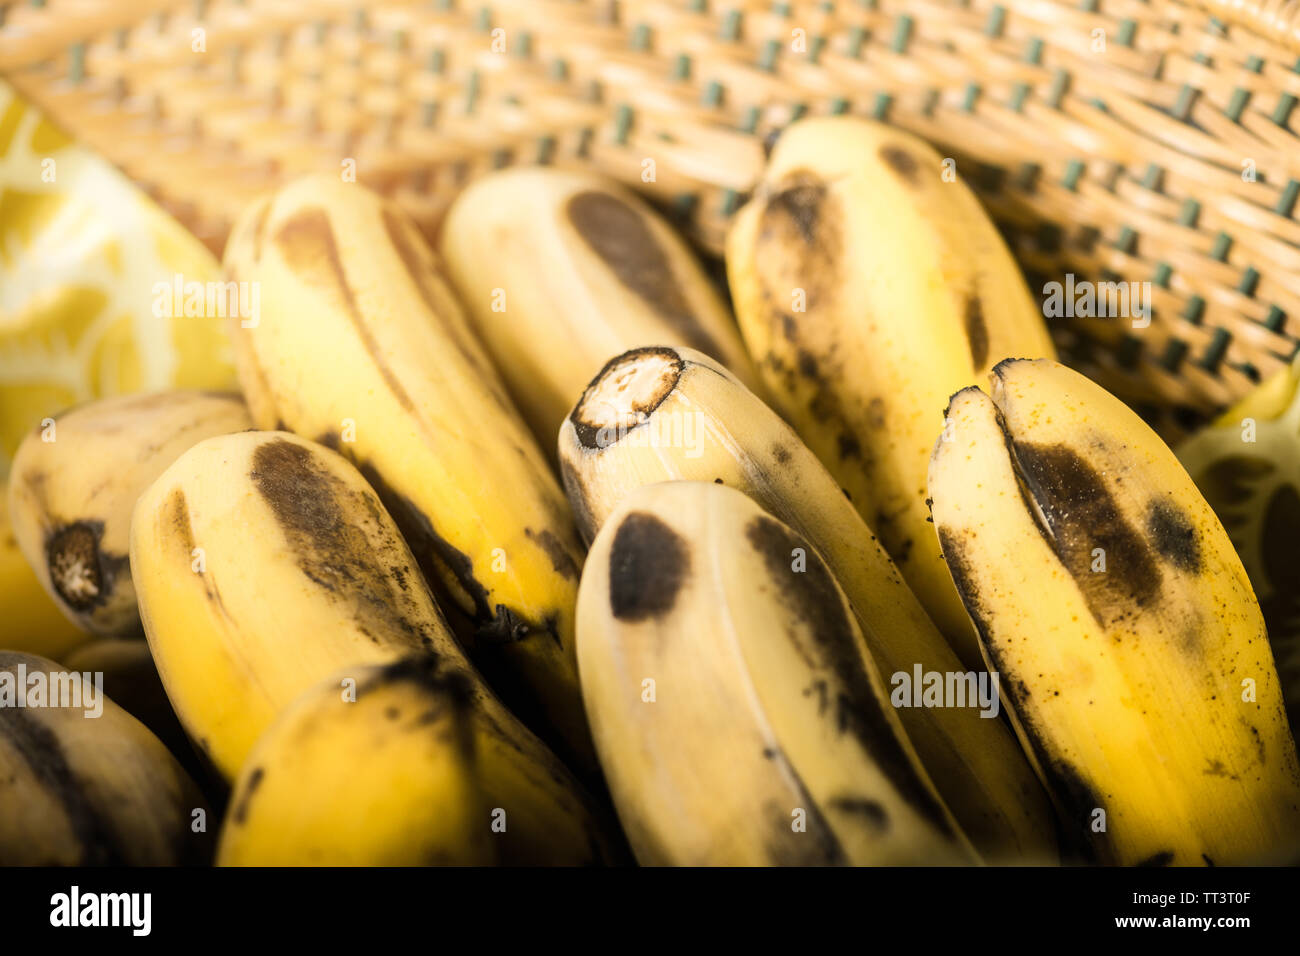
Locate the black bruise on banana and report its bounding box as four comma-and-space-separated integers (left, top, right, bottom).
1136, 850, 1175, 867
249, 439, 437, 652
565, 192, 726, 361
1145, 500, 1202, 573
964, 297, 990, 371
878, 144, 920, 184
229, 766, 264, 825
0, 706, 124, 865
745, 515, 954, 837
607, 512, 688, 622
936, 526, 1106, 863
44, 519, 123, 613
763, 794, 846, 866
1011, 441, 1162, 627
524, 527, 581, 581
568, 346, 684, 451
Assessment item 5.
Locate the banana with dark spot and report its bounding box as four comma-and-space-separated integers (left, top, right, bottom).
6, 391, 252, 638
130, 430, 619, 865
218, 658, 495, 865
439, 167, 764, 451
576, 480, 976, 865
0, 651, 210, 865
223, 177, 593, 773
726, 116, 1056, 671
559, 345, 1056, 862
929, 358, 1300, 865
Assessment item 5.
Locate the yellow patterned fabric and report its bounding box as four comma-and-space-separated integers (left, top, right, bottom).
0, 79, 235, 474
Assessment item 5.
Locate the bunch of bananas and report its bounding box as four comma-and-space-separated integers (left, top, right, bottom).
3, 115, 1297, 867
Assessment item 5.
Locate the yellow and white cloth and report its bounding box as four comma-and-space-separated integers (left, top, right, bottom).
0, 78, 234, 473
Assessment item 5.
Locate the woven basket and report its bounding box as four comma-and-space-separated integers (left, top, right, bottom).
4, 0, 1300, 438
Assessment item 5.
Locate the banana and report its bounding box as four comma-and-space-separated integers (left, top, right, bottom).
0, 651, 210, 865
60, 638, 194, 772
131, 429, 619, 865
223, 177, 592, 771
1, 485, 89, 660
726, 116, 1057, 670
439, 167, 764, 451
6, 390, 252, 638
559, 345, 1055, 862
1177, 356, 1300, 738
219, 658, 495, 866
928, 358, 1300, 865
578, 480, 975, 865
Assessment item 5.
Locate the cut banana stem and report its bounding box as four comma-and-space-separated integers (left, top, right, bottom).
439, 167, 764, 452
223, 177, 592, 772
560, 345, 1056, 863
929, 358, 1300, 865
6, 391, 252, 638
577, 481, 977, 865
130, 430, 618, 865
218, 658, 496, 866
0, 651, 211, 865
727, 116, 1057, 671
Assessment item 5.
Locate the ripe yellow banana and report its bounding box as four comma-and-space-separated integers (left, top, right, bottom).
131, 429, 619, 865
1177, 356, 1300, 737
6, 390, 251, 638
219, 658, 495, 866
439, 167, 764, 450
559, 345, 1055, 862
1, 485, 89, 660
929, 358, 1300, 865
0, 651, 210, 865
726, 116, 1056, 670
223, 177, 592, 771
577, 480, 976, 865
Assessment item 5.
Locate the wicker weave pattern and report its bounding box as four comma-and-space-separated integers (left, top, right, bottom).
3, 0, 1300, 434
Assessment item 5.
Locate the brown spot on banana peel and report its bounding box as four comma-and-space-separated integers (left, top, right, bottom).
249, 439, 437, 652
1009, 440, 1162, 629
746, 515, 954, 837
0, 705, 127, 864
1136, 851, 1175, 867
763, 790, 848, 866
1145, 500, 1201, 573
565, 191, 726, 360
754, 172, 839, 315
879, 145, 920, 184
524, 527, 581, 581
273, 208, 418, 416
608, 512, 689, 622
965, 296, 990, 371
229, 766, 264, 825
